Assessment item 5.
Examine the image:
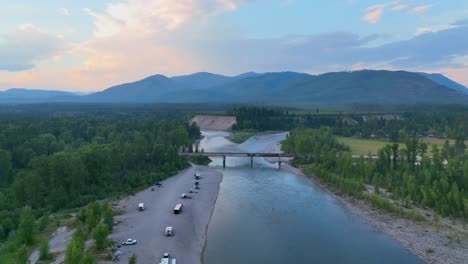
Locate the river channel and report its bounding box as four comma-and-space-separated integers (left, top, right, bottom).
201, 130, 422, 264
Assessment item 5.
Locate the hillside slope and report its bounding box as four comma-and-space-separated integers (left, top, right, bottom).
417, 72, 468, 95
82, 74, 185, 102
4, 70, 467, 105
0, 88, 78, 103
211, 70, 467, 105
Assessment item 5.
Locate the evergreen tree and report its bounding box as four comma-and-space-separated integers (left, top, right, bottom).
16, 245, 29, 264
80, 252, 97, 264
65, 230, 85, 264
129, 254, 137, 264
93, 223, 109, 250
39, 239, 52, 260
103, 205, 114, 232
17, 206, 35, 245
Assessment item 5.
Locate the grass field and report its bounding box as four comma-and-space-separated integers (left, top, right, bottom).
336, 137, 467, 156
337, 137, 403, 155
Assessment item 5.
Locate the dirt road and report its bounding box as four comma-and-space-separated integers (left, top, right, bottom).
105, 165, 222, 264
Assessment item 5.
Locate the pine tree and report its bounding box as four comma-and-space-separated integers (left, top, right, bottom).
39, 239, 52, 260
103, 206, 114, 232
17, 206, 35, 245
93, 223, 109, 250
16, 245, 29, 264
80, 252, 97, 264
65, 231, 85, 264
129, 254, 137, 264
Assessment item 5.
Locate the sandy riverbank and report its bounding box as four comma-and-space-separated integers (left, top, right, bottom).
262, 139, 468, 264
103, 165, 223, 264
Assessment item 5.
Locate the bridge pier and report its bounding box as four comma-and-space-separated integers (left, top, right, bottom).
250, 155, 253, 168
278, 155, 282, 169
223, 155, 226, 168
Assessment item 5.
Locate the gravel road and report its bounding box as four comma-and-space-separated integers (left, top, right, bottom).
104, 165, 223, 264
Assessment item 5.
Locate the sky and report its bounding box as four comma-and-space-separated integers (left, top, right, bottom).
0, 0, 468, 92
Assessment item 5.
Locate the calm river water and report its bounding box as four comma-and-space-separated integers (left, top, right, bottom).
201, 131, 422, 264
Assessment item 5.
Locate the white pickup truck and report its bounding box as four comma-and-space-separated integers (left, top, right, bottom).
160, 253, 176, 264
121, 238, 137, 245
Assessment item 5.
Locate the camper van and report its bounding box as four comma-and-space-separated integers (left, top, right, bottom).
173, 203, 183, 214
138, 203, 144, 211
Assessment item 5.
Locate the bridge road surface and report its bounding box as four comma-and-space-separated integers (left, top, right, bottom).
105, 165, 223, 264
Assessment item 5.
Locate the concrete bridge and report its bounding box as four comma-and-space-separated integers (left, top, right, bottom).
179, 152, 294, 168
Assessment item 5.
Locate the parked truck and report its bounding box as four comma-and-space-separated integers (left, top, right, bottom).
173, 203, 183, 214
138, 203, 144, 211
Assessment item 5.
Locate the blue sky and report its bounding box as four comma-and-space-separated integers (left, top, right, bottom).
0, 0, 468, 91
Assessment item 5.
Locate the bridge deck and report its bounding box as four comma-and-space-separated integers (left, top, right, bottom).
178, 152, 294, 157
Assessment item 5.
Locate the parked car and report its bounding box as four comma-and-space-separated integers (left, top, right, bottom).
121, 238, 137, 245
165, 226, 174, 236
194, 185, 200, 190
181, 193, 190, 199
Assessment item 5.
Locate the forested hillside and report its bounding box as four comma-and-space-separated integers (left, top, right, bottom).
0, 114, 200, 261
12, 70, 460, 106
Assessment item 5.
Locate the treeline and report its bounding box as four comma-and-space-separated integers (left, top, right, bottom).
0, 115, 200, 246
333, 111, 468, 141
283, 128, 468, 220
229, 106, 295, 131
229, 105, 468, 142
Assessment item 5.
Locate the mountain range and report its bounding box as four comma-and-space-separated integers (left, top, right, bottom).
2, 70, 467, 106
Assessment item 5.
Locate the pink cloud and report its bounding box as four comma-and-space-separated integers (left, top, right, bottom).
363, 4, 385, 24
412, 4, 432, 14
391, 4, 408, 11
1, 0, 251, 91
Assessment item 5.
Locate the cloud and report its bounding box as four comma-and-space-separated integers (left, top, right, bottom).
412, 4, 432, 14
61, 8, 70, 16
363, 4, 385, 24
83, 0, 252, 37
2, 0, 468, 90
415, 24, 457, 35
391, 4, 408, 11
0, 0, 253, 90
0, 24, 66, 71
190, 23, 468, 79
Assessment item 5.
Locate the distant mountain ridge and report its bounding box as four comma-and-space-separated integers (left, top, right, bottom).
3, 70, 468, 105
416, 72, 468, 94
0, 88, 79, 103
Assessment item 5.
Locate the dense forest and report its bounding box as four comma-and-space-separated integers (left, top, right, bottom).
283, 128, 468, 220
0, 113, 201, 262
230, 105, 468, 142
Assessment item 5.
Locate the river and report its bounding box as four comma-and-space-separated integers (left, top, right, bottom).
201, 130, 423, 264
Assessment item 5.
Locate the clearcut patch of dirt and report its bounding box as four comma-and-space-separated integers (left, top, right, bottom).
190, 115, 237, 131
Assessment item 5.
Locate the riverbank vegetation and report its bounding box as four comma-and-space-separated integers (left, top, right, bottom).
0, 113, 201, 263
229, 130, 283, 144
229, 105, 468, 147
283, 128, 467, 222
